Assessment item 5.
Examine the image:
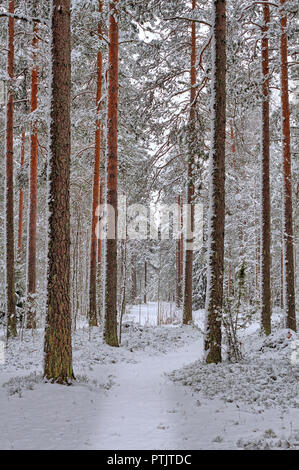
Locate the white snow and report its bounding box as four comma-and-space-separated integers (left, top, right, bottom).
0, 304, 298, 450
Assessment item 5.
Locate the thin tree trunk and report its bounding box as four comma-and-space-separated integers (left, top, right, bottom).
119, 238, 127, 344
227, 119, 235, 298
44, 0, 74, 384
104, 0, 119, 347
176, 195, 183, 307
260, 1, 271, 335
26, 21, 39, 329
88, 0, 103, 327
228, 246, 231, 297
6, 0, 17, 339
17, 131, 25, 258
144, 260, 147, 304
131, 252, 137, 305
280, 0, 296, 331
280, 244, 284, 310
97, 180, 103, 321
204, 0, 226, 364
183, 0, 196, 325
179, 198, 183, 301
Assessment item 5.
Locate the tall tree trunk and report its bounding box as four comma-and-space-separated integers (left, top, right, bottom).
260, 2, 271, 335
176, 195, 183, 307
97, 180, 104, 321
26, 21, 39, 329
119, 238, 127, 343
44, 0, 74, 384
280, 0, 296, 331
6, 0, 17, 339
104, 0, 119, 347
280, 244, 284, 310
204, 0, 226, 364
183, 0, 196, 324
228, 246, 231, 297
179, 198, 183, 300
17, 131, 25, 258
98, 181, 103, 263
89, 0, 103, 327
227, 119, 236, 298
144, 260, 147, 304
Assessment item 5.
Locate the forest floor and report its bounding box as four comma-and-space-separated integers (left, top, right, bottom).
0, 303, 298, 450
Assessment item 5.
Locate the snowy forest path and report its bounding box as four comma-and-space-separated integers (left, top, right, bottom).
93, 332, 204, 449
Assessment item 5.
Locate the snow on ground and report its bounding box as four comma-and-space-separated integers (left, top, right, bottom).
0, 303, 298, 450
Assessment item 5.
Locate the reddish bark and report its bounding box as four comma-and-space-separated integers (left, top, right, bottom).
260, 1, 271, 335
89, 0, 103, 327
26, 22, 39, 329
183, 0, 196, 324
280, 0, 296, 331
6, 0, 17, 339
104, 0, 119, 346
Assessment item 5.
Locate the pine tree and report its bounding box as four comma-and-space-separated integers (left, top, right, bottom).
104, 0, 119, 347
176, 195, 183, 307
260, 1, 271, 335
88, 0, 103, 327
97, 179, 104, 320
17, 131, 25, 257
5, 0, 17, 339
205, 0, 226, 364
280, 0, 296, 331
183, 0, 196, 325
44, 0, 74, 384
26, 20, 39, 329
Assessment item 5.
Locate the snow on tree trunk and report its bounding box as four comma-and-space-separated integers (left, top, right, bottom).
131, 252, 137, 305
17, 131, 25, 257
227, 119, 236, 298
44, 0, 74, 384
204, 0, 226, 364
183, 0, 196, 325
104, 0, 119, 347
97, 179, 104, 321
260, 1, 271, 336
144, 260, 147, 304
5, 0, 17, 339
26, 21, 39, 330
280, 0, 296, 332
89, 0, 103, 328
176, 195, 183, 307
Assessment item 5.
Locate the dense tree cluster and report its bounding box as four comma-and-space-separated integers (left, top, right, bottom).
0, 0, 297, 382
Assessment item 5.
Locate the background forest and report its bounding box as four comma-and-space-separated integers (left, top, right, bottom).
0, 0, 298, 451
0, 0, 298, 376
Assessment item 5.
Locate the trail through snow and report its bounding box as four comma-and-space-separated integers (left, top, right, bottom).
93, 335, 205, 449
0, 307, 297, 450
